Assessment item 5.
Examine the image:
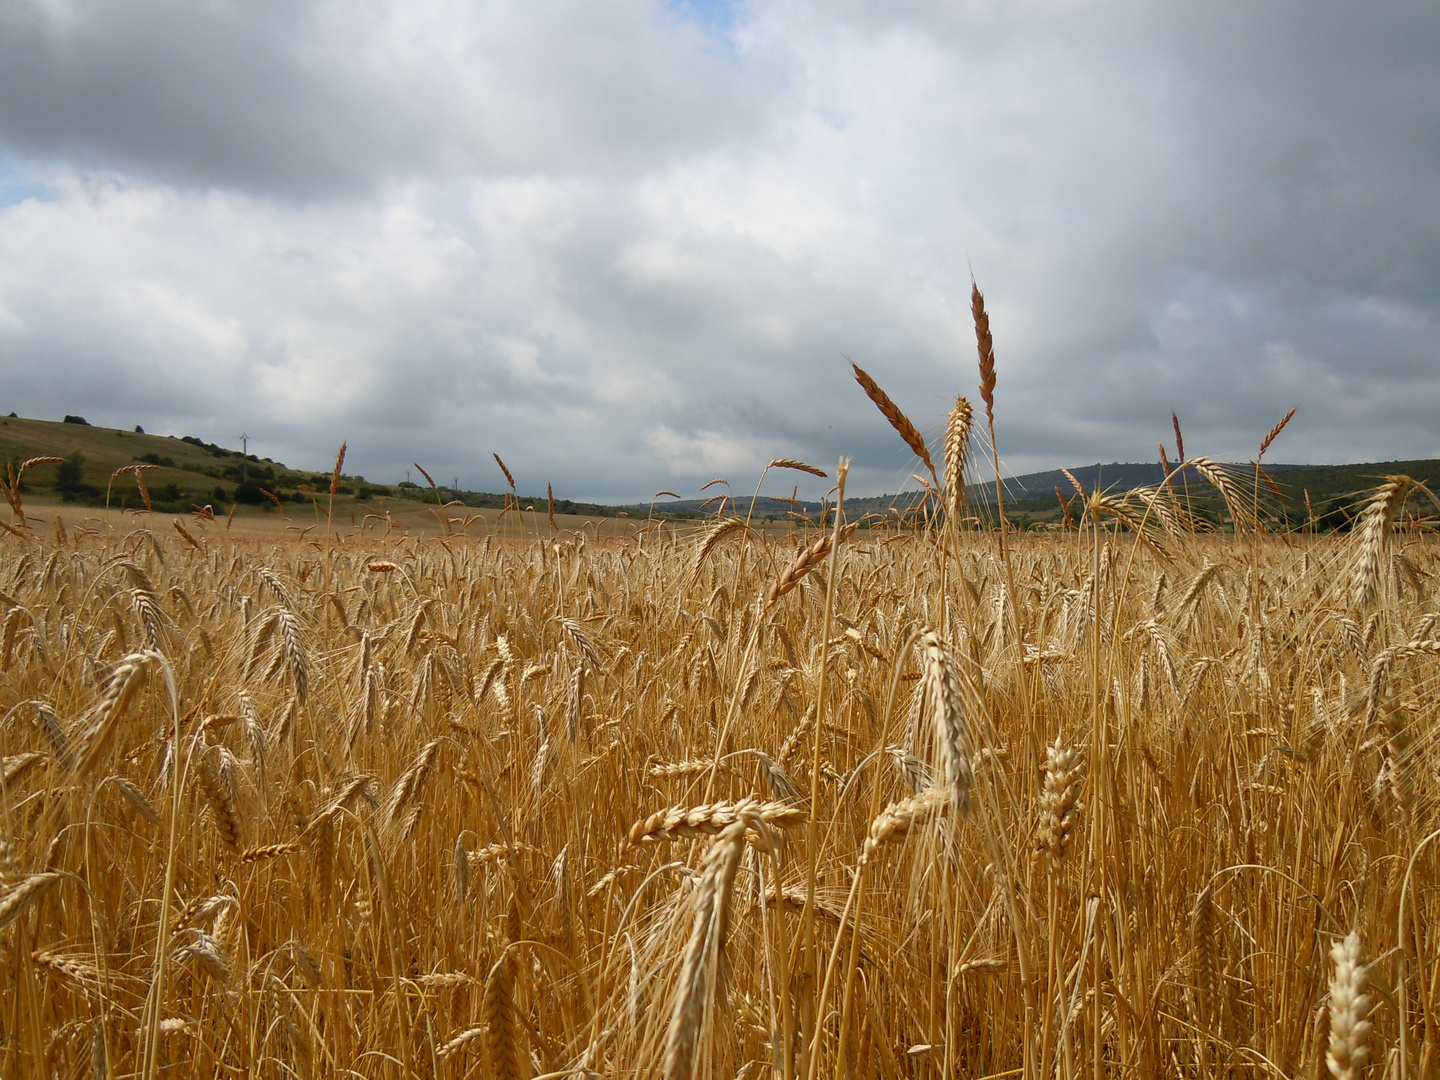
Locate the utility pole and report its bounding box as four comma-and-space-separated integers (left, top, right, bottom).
239, 434, 249, 482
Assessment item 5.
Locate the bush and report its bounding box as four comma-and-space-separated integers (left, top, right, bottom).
63, 415, 90, 426
1317, 499, 1355, 532
233, 481, 271, 506
54, 452, 85, 496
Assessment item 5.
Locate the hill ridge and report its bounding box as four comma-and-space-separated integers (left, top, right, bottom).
2, 414, 1435, 523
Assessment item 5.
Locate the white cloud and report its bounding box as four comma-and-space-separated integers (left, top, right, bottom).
0, 0, 1437, 502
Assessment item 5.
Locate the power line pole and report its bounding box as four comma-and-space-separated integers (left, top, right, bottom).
239, 434, 249, 482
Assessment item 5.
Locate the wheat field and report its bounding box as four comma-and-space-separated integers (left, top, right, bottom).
1, 460, 1438, 1079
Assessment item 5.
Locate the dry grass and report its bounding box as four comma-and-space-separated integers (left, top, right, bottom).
0, 453, 1438, 1080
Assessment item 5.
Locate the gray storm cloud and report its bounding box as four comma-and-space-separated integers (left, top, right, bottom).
0, 0, 1435, 502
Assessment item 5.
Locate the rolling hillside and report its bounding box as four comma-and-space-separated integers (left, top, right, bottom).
3, 413, 1435, 528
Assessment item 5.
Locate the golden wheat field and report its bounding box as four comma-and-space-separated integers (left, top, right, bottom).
1, 455, 1439, 1080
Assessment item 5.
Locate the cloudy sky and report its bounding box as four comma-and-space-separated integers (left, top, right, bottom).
1, 0, 1436, 502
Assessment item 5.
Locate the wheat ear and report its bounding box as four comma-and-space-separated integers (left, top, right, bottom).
850, 362, 939, 489
663, 819, 748, 1080
1326, 931, 1371, 1079
919, 629, 972, 815
71, 653, 152, 778
1258, 407, 1297, 459
1188, 457, 1250, 532
691, 517, 750, 580
944, 395, 973, 523
770, 459, 827, 477
196, 744, 240, 849
765, 523, 857, 608
1350, 476, 1417, 609
628, 798, 804, 846
1192, 886, 1219, 1030
492, 452, 516, 491
0, 873, 61, 931
384, 739, 442, 832
274, 607, 309, 704
1038, 738, 1084, 862
486, 898, 527, 1080
862, 787, 945, 862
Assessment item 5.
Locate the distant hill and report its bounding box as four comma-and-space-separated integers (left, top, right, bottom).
960, 457, 1440, 531
835, 457, 1440, 532
0, 414, 660, 519
969, 459, 1440, 503
0, 414, 320, 513
3, 413, 1434, 528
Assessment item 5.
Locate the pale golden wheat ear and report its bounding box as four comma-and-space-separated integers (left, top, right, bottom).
1349, 475, 1420, 609
944, 395, 973, 523
661, 799, 799, 1080
1326, 931, 1372, 1079
663, 819, 748, 1080
765, 523, 857, 608
862, 787, 945, 862
919, 628, 972, 816
691, 516, 749, 580
1186, 456, 1251, 531
1038, 737, 1084, 862
0, 873, 62, 933
850, 361, 939, 490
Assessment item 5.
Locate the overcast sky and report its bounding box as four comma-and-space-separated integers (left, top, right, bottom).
1, 0, 1436, 502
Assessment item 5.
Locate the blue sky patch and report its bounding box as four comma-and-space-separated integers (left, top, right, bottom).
666, 0, 739, 33
0, 164, 53, 208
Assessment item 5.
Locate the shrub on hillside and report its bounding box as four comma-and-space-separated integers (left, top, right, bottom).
233, 480, 273, 506
54, 451, 89, 500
